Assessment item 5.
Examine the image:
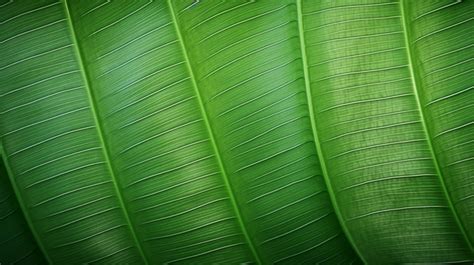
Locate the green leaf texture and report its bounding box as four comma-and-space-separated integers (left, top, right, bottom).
300, 0, 474, 262
403, 0, 474, 250
0, 151, 46, 264
0, 0, 472, 264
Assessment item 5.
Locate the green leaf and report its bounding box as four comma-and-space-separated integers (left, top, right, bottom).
0, 0, 472, 264
300, 0, 474, 263
0, 1, 356, 263
403, 0, 474, 250
0, 151, 46, 264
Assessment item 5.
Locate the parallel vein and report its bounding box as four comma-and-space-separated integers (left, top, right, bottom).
62, 0, 149, 263
167, 1, 262, 264
0, 145, 52, 263
296, 0, 366, 262
399, 0, 474, 253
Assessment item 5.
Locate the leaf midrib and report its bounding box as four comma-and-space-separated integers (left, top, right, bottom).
62, 1, 149, 263
295, 0, 367, 263
167, 2, 263, 264
399, 0, 474, 252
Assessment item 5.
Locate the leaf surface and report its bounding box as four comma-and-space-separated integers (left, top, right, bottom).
0, 1, 357, 263
403, 0, 474, 248
0, 150, 46, 264
300, 0, 474, 262
0, 0, 473, 264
